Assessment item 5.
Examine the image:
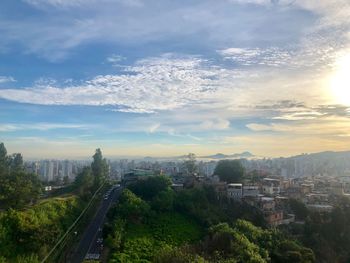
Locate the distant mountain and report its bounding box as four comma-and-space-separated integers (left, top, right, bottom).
286, 150, 350, 160
231, 151, 254, 158
201, 152, 254, 159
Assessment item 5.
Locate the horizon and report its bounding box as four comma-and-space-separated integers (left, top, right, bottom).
1, 0, 350, 158
11, 148, 350, 161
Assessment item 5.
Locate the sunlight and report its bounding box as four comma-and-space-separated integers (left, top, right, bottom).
330, 53, 350, 105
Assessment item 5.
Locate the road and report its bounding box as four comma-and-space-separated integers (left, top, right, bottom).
70, 186, 122, 263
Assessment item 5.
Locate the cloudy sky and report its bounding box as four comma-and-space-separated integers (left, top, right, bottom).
0, 0, 350, 158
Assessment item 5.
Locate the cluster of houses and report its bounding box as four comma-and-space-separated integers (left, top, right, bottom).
122, 169, 350, 227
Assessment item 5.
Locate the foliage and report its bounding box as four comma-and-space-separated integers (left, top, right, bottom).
73, 167, 94, 200
214, 160, 244, 183
174, 186, 229, 226
106, 177, 314, 263
117, 189, 150, 222
151, 189, 174, 212
202, 221, 314, 263
300, 197, 350, 263
105, 218, 126, 250
155, 246, 208, 263
205, 222, 267, 263
288, 199, 309, 221
91, 148, 108, 189
0, 143, 42, 209
182, 153, 198, 175
109, 212, 203, 262
0, 196, 84, 261
128, 175, 172, 200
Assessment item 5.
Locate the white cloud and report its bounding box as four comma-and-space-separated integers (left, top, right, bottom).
0, 54, 242, 113
218, 47, 292, 67
23, 0, 143, 8
228, 0, 295, 5
246, 123, 293, 132
0, 123, 88, 132
1, 0, 320, 61
148, 123, 160, 133
246, 123, 274, 131
0, 76, 16, 83
23, 0, 87, 7
106, 54, 126, 64
199, 119, 230, 130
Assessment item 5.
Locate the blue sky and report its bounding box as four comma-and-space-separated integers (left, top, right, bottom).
0, 0, 350, 158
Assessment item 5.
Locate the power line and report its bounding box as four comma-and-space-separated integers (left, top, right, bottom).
40, 183, 105, 263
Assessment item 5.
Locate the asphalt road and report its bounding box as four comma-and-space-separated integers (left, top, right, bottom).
70, 186, 122, 263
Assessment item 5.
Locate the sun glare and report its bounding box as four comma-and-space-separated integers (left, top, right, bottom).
330, 53, 350, 105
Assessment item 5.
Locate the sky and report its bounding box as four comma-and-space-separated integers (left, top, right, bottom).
0, 0, 350, 159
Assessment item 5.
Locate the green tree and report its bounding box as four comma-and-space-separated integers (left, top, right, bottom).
105, 218, 126, 250
0, 143, 8, 176
91, 148, 108, 188
214, 160, 244, 183
183, 153, 198, 175
0, 143, 41, 209
117, 189, 150, 222
63, 175, 70, 185
129, 175, 172, 200
151, 189, 175, 212
289, 199, 309, 221
8, 153, 24, 173
206, 223, 267, 263
74, 167, 94, 199
155, 246, 208, 263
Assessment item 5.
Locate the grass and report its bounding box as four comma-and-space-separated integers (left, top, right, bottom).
109, 212, 203, 263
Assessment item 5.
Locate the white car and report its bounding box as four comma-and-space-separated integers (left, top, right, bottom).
85, 253, 100, 260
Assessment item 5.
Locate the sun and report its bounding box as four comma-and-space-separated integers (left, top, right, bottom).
330, 53, 350, 105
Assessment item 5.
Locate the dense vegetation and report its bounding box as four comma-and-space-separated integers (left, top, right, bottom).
0, 196, 85, 262
287, 197, 350, 263
105, 175, 314, 262
0, 144, 109, 262
0, 143, 42, 210
214, 160, 244, 183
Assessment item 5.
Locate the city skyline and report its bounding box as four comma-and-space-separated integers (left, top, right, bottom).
1, 0, 350, 158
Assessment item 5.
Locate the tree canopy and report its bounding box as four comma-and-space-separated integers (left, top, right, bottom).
91, 148, 108, 189
128, 175, 172, 200
183, 153, 198, 175
214, 160, 245, 183
0, 143, 42, 209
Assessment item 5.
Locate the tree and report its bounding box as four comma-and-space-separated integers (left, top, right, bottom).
0, 143, 41, 209
129, 175, 172, 200
151, 189, 175, 212
63, 175, 70, 185
206, 222, 267, 263
105, 218, 126, 250
74, 167, 94, 199
0, 143, 8, 177
183, 153, 198, 175
289, 199, 308, 221
214, 160, 244, 183
117, 189, 150, 222
91, 148, 108, 188
8, 153, 24, 173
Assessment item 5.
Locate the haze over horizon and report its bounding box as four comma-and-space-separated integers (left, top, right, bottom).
1, 0, 350, 158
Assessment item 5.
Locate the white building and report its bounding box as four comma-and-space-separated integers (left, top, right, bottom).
227, 183, 243, 200
262, 178, 280, 195
243, 185, 260, 197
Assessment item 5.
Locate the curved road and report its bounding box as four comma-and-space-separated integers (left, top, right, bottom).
70, 186, 122, 263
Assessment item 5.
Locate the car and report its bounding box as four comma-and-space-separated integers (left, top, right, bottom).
97, 238, 103, 244
85, 253, 100, 260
